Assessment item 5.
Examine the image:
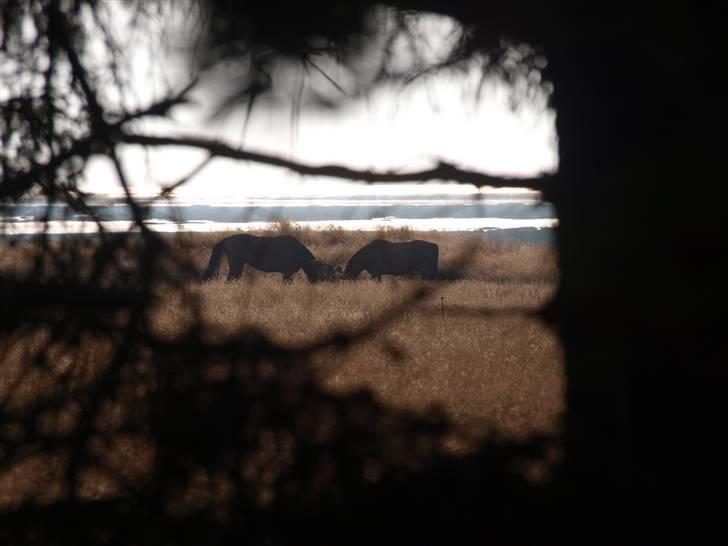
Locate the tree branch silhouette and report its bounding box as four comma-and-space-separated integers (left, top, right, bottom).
115, 132, 552, 190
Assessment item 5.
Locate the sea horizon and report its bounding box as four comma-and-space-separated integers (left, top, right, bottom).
1, 192, 557, 244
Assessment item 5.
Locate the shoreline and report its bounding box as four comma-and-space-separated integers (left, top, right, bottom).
1, 224, 556, 246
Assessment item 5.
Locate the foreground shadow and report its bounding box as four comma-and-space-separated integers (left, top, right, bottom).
0, 324, 558, 546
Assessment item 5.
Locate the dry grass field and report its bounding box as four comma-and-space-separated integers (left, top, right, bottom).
0, 226, 564, 511
166, 226, 563, 439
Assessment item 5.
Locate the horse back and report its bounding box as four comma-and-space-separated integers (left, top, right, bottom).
362, 239, 438, 277
229, 234, 313, 273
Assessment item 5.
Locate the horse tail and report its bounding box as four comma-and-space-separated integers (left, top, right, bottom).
201, 239, 227, 281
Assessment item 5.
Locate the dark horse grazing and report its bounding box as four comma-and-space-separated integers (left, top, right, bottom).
344, 239, 439, 281
202, 234, 336, 282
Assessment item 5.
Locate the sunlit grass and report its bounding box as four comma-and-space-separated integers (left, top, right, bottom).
0, 230, 563, 507
151, 228, 563, 445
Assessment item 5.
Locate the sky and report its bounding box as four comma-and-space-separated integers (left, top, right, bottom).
80, 6, 558, 201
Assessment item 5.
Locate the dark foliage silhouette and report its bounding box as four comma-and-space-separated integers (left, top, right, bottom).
2, 1, 726, 544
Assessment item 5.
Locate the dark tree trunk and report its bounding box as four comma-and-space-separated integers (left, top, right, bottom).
543, 25, 727, 543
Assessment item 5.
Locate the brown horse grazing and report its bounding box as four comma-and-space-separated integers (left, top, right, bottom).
344, 239, 439, 281
201, 234, 335, 283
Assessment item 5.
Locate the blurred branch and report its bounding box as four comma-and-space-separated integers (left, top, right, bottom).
0, 136, 97, 199
158, 154, 213, 198
118, 79, 198, 123
48, 1, 105, 128
108, 147, 152, 235
0, 278, 145, 317
115, 132, 552, 190
0, 80, 197, 200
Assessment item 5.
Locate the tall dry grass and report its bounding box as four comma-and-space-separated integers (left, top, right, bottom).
0, 229, 563, 508
153, 227, 563, 444
154, 276, 563, 444
183, 223, 559, 283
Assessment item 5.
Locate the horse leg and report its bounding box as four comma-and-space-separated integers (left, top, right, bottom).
228, 261, 244, 281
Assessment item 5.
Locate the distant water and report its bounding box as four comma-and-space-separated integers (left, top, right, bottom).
1, 193, 557, 244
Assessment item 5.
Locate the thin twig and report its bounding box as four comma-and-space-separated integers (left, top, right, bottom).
157, 154, 214, 198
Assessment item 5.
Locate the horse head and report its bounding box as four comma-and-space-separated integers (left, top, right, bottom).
318, 262, 344, 282
302, 260, 342, 282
